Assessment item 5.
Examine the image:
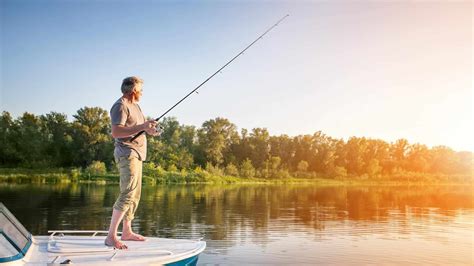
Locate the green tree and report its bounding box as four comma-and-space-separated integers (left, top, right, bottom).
40, 112, 74, 166
148, 117, 195, 170
406, 143, 431, 172
197, 117, 238, 166
389, 138, 409, 173
269, 134, 294, 169
14, 112, 49, 167
430, 146, 457, 174
231, 128, 251, 165
366, 159, 382, 177
344, 137, 368, 175
364, 139, 390, 175
0, 111, 20, 165
291, 135, 312, 171
1, 108, 472, 181
269, 156, 281, 171
309, 131, 338, 174
248, 128, 270, 169
70, 107, 113, 167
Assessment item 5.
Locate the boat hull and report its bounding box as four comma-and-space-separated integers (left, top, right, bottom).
14, 235, 206, 265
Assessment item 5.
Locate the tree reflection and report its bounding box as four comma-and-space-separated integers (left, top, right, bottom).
0, 183, 472, 248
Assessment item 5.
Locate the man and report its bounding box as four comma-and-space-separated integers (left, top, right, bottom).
105, 76, 159, 249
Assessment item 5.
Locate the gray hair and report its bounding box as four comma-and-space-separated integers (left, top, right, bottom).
121, 76, 143, 94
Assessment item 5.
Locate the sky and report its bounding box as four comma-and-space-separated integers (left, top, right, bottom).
1, 0, 472, 152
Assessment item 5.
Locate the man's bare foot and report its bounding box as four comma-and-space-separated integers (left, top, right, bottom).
105, 236, 128, 249
121, 232, 146, 241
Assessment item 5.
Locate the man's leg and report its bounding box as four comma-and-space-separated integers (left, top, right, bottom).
121, 158, 145, 241
105, 156, 135, 248
122, 219, 146, 241
105, 208, 128, 249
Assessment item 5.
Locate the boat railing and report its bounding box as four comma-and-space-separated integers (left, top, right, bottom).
48, 230, 121, 238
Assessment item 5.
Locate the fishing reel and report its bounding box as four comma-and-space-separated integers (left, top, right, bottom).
155, 124, 164, 136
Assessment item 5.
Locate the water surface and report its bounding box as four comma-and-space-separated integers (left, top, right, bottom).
0, 183, 472, 265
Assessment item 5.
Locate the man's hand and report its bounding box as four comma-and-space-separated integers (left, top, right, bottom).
148, 129, 161, 137
143, 120, 159, 136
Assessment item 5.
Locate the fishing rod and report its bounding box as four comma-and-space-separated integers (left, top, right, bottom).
130, 14, 289, 142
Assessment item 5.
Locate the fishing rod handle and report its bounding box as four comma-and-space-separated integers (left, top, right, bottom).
130, 130, 144, 141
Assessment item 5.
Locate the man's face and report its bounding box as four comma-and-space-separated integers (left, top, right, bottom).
133, 84, 143, 102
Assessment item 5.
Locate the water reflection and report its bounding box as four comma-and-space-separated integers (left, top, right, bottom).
0, 184, 472, 264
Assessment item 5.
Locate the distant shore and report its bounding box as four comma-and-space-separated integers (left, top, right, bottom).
0, 168, 471, 186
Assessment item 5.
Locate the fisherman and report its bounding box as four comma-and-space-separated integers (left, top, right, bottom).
105, 76, 159, 249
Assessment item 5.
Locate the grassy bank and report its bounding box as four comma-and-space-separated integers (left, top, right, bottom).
0, 167, 340, 185
0, 167, 471, 186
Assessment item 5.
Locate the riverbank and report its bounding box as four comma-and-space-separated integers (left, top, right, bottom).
0, 168, 471, 186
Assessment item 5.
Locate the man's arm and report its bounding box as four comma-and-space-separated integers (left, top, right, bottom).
111, 120, 157, 138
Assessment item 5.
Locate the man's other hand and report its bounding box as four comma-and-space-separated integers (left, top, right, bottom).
143, 120, 159, 135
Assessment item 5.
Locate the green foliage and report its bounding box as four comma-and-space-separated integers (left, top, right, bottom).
331, 166, 348, 179
406, 144, 431, 172
40, 112, 73, 166
142, 176, 155, 185
147, 117, 195, 170
240, 158, 255, 178
224, 163, 239, 176
259, 156, 284, 179
366, 159, 382, 177
85, 161, 107, 176
275, 169, 291, 179
248, 128, 270, 169
0, 111, 19, 165
70, 168, 81, 181
191, 166, 210, 182
167, 164, 178, 172
297, 160, 309, 172
0, 109, 472, 183
197, 117, 238, 166
71, 107, 113, 167
205, 162, 224, 176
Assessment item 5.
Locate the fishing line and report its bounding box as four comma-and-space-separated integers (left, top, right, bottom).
131, 14, 289, 141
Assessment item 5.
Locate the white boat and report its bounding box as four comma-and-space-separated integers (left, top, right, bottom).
0, 203, 206, 265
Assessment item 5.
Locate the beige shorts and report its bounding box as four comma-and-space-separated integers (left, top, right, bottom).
113, 155, 142, 221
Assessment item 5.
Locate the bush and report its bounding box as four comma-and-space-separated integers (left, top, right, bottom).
143, 176, 156, 185
85, 161, 106, 176
69, 168, 81, 181
193, 166, 211, 182
331, 166, 347, 179
273, 169, 291, 179
205, 162, 223, 176
184, 172, 199, 183
164, 171, 186, 183
224, 163, 239, 176
167, 164, 178, 172
295, 171, 315, 179
240, 159, 255, 178
297, 160, 309, 172
366, 159, 382, 178
143, 162, 165, 178
269, 156, 281, 170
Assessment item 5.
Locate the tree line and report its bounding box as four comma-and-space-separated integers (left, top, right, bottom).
0, 107, 472, 179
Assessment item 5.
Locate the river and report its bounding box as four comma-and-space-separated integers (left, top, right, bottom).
0, 183, 472, 265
